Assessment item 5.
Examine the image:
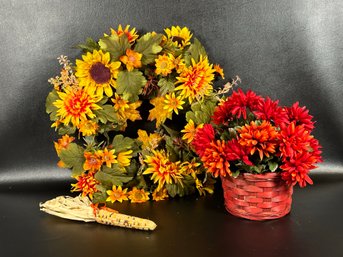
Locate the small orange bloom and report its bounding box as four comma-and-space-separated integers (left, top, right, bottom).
111, 24, 139, 43
54, 135, 75, 155
120, 49, 142, 71
78, 120, 99, 136
83, 151, 103, 172
237, 120, 278, 160
213, 64, 225, 79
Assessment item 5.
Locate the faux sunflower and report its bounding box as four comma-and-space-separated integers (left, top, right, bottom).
46, 25, 229, 205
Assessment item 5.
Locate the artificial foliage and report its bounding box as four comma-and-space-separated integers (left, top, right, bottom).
46, 25, 230, 204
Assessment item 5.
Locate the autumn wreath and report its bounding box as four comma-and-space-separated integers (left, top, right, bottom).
46, 25, 231, 204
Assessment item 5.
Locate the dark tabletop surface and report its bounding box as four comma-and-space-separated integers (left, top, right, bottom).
1, 173, 342, 257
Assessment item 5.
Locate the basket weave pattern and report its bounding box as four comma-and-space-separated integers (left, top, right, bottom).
221, 173, 293, 220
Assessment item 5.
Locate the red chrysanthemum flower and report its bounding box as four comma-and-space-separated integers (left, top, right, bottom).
237, 120, 279, 160
226, 139, 253, 166
192, 124, 215, 157
280, 151, 320, 187
308, 137, 323, 162
278, 122, 313, 159
201, 140, 232, 177
253, 97, 288, 127
285, 102, 315, 131
212, 89, 263, 124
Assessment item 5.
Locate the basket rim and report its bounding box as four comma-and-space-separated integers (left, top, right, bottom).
222, 172, 282, 181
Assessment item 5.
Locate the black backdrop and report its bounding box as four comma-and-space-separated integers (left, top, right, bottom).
0, 1, 343, 257
1, 0, 342, 183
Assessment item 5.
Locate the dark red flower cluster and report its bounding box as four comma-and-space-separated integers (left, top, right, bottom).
193, 89, 322, 187
212, 89, 263, 124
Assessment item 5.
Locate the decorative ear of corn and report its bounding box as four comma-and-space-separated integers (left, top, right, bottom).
39, 195, 157, 231
95, 209, 157, 230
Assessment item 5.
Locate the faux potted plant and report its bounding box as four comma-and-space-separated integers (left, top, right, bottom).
192, 89, 322, 220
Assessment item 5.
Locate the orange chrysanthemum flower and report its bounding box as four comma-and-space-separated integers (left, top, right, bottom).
53, 88, 101, 127
200, 140, 232, 178
237, 120, 278, 160
128, 187, 150, 203
120, 49, 142, 71
175, 56, 215, 103
143, 150, 183, 190
83, 151, 103, 172
71, 172, 98, 199
54, 134, 75, 155
111, 24, 139, 43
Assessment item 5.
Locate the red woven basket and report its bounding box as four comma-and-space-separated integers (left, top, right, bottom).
221, 172, 293, 221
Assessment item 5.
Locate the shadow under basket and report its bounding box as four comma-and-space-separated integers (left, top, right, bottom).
221, 172, 293, 221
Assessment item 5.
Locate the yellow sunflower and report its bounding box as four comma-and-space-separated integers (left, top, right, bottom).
78, 120, 98, 136
75, 50, 121, 97
53, 88, 101, 127
152, 188, 169, 201
163, 92, 185, 115
164, 26, 192, 49
106, 185, 129, 203
100, 148, 118, 168
175, 55, 215, 103
117, 150, 133, 167
155, 54, 175, 76
128, 187, 150, 203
